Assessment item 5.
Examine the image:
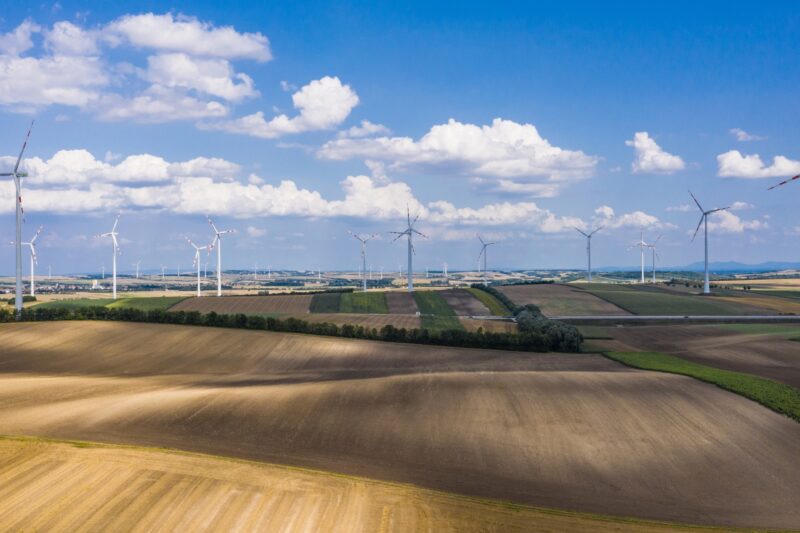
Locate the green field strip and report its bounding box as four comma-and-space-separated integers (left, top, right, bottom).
413, 291, 464, 332
339, 292, 389, 313
466, 288, 512, 316
309, 292, 342, 313
34, 296, 186, 312
604, 351, 800, 424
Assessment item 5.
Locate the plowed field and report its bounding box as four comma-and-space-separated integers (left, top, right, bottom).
170, 294, 312, 315
499, 284, 629, 316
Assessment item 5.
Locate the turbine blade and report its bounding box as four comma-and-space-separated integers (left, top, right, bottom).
768, 174, 800, 190
111, 213, 120, 233
412, 229, 428, 239
707, 206, 730, 214
688, 190, 704, 212
207, 215, 219, 234
691, 215, 704, 242
13, 121, 34, 175
574, 227, 589, 237
589, 226, 604, 236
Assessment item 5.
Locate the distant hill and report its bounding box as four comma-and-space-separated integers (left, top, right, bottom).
595, 261, 800, 273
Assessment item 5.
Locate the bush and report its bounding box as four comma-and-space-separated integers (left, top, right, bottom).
5, 295, 36, 304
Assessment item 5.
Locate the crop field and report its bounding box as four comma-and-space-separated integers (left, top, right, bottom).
438, 289, 490, 316
580, 284, 768, 316
498, 283, 630, 316
171, 294, 312, 315
310, 292, 341, 312
1, 322, 799, 528
0, 439, 727, 533
302, 313, 422, 330
339, 292, 389, 314
35, 296, 187, 311
412, 291, 463, 332
466, 287, 512, 315
385, 291, 418, 314
589, 324, 800, 388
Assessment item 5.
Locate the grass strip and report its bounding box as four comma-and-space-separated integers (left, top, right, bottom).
466, 288, 511, 316
605, 351, 800, 424
309, 292, 342, 313
339, 292, 389, 314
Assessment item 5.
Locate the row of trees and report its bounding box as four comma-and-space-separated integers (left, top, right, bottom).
1, 303, 582, 353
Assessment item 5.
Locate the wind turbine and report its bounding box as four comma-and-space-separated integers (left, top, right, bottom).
21, 226, 43, 296
443, 262, 448, 282
690, 191, 730, 295
647, 235, 662, 283
574, 226, 603, 282
187, 238, 213, 297
389, 208, 427, 292
1, 122, 33, 313
476, 234, 497, 286
133, 260, 141, 279
207, 216, 235, 297
629, 232, 648, 284
768, 174, 800, 191
96, 214, 121, 299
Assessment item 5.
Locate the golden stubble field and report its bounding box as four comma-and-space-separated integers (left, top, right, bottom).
0, 322, 799, 529
498, 284, 630, 316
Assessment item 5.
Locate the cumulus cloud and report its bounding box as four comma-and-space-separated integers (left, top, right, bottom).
144, 53, 258, 102
625, 132, 685, 174
104, 13, 271, 61
729, 128, 765, 142
205, 76, 359, 138
319, 118, 598, 192
337, 120, 390, 138
592, 205, 669, 230
706, 210, 768, 234
44, 21, 98, 55
667, 204, 692, 213
716, 150, 800, 179
0, 20, 39, 55
246, 226, 267, 237
94, 86, 228, 122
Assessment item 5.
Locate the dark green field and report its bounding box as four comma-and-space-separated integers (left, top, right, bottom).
413, 291, 463, 332
466, 288, 511, 316
339, 292, 389, 313
309, 292, 342, 313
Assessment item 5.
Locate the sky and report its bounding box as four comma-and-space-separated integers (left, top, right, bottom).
1, 1, 799, 274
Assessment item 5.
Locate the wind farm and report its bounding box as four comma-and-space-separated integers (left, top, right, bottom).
2, 4, 800, 533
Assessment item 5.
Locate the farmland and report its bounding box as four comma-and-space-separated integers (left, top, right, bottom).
466, 287, 512, 315
171, 294, 312, 315
1, 321, 799, 528
413, 291, 463, 332
385, 291, 418, 314
438, 289, 490, 316
35, 296, 187, 311
498, 283, 629, 316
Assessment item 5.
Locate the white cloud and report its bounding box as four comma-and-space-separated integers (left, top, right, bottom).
625, 131, 685, 174
667, 204, 692, 213
730, 201, 754, 211
319, 118, 598, 190
427, 200, 583, 231
44, 21, 98, 55
716, 150, 800, 179
246, 226, 266, 237
104, 13, 271, 61
729, 128, 765, 142
593, 205, 669, 230
95, 86, 228, 122
205, 76, 359, 138
706, 210, 768, 234
469, 177, 559, 198
0, 20, 39, 55
144, 53, 257, 102
337, 119, 390, 138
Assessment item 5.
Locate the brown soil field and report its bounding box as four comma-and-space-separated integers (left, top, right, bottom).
302, 313, 422, 330
717, 278, 800, 288
170, 294, 313, 315
592, 325, 800, 387
1, 322, 799, 528
0, 438, 725, 533
385, 291, 419, 314
713, 293, 800, 314
439, 289, 490, 316
499, 284, 630, 316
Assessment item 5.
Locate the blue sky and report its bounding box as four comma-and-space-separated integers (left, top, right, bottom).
1, 1, 799, 274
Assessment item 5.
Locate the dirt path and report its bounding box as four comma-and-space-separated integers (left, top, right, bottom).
1, 322, 799, 529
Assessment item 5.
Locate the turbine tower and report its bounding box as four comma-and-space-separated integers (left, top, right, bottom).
629, 232, 649, 283
187, 238, 213, 297
207, 216, 235, 297
647, 235, 662, 283
476, 234, 497, 286
1, 122, 33, 314
349, 231, 377, 292
21, 226, 43, 296
574, 226, 603, 282
96, 214, 121, 299
690, 191, 730, 295
133, 260, 141, 279
390, 208, 427, 292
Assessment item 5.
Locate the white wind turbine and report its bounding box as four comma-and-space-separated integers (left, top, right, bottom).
186, 238, 213, 297
689, 191, 730, 295
574, 226, 603, 282
630, 231, 648, 284
1, 121, 33, 313
476, 234, 497, 286
390, 208, 427, 292
96, 214, 121, 299
133, 260, 141, 279
207, 216, 235, 297
21, 226, 43, 296
647, 235, 662, 283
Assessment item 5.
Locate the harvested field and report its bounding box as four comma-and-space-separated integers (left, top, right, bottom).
302, 313, 421, 330
499, 284, 629, 316
594, 324, 800, 388
438, 289, 490, 316
171, 294, 312, 315
1, 322, 799, 528
0, 438, 718, 533
385, 291, 419, 314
